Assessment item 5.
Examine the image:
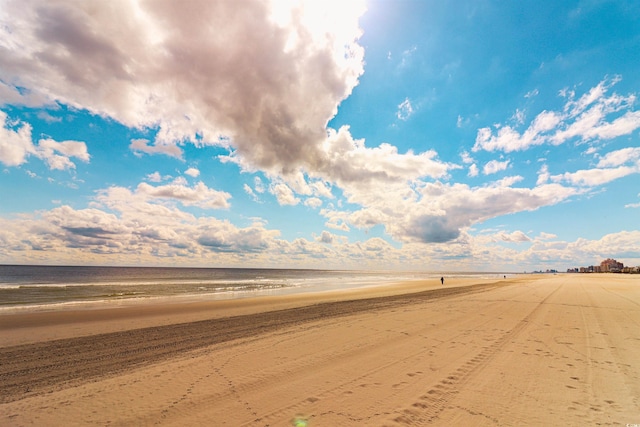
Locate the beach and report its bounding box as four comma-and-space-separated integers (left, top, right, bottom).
1, 274, 639, 426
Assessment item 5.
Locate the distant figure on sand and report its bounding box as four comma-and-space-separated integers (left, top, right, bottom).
440, 277, 444, 285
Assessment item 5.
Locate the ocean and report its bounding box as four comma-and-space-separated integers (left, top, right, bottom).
0, 265, 507, 311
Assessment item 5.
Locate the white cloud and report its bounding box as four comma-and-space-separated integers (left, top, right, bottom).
271, 183, 300, 206
36, 138, 90, 170
244, 177, 267, 203
468, 164, 479, 177
474, 111, 562, 152
474, 229, 532, 244
460, 151, 474, 164
0, 111, 89, 170
511, 108, 526, 125
37, 111, 62, 123
146, 172, 164, 183
551, 165, 638, 187
136, 181, 231, 210
327, 175, 577, 244
549, 145, 640, 187
184, 167, 200, 178
316, 230, 334, 244
172, 176, 188, 186
320, 209, 351, 232
469, 227, 640, 271
243, 184, 257, 201
0, 199, 259, 263
494, 175, 524, 187
254, 177, 265, 194
536, 232, 557, 240
27, 199, 278, 259
310, 181, 333, 199
321, 126, 453, 186
564, 230, 640, 263
483, 159, 510, 175
456, 114, 476, 129
130, 139, 183, 159
397, 98, 414, 121
0, 110, 34, 167
0, 81, 51, 107
304, 197, 322, 209
280, 170, 313, 196
596, 147, 640, 168
474, 77, 640, 153
497, 230, 531, 242
536, 164, 550, 185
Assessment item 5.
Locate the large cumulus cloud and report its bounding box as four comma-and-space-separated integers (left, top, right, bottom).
0, 0, 365, 175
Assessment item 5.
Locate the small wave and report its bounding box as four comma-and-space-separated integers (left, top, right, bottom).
106, 291, 147, 298
2, 283, 73, 289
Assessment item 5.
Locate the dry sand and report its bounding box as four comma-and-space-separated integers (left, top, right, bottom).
1, 274, 639, 426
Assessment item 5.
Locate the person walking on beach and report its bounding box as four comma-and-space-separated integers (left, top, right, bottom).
440, 276, 444, 285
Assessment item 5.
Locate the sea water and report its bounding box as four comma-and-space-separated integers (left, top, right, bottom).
0, 265, 508, 311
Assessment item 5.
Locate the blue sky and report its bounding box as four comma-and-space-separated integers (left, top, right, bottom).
1, 0, 639, 271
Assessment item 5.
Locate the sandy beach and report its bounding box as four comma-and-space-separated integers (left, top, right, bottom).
1, 274, 639, 426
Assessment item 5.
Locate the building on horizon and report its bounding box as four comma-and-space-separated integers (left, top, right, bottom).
575, 265, 602, 273
601, 258, 624, 273
570, 258, 633, 273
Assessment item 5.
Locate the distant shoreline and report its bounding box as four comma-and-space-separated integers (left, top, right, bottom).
0, 265, 515, 312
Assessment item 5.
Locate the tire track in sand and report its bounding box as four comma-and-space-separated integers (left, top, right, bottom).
384, 281, 562, 426
0, 281, 506, 404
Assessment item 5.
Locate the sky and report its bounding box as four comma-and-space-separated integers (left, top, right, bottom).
0, 0, 639, 272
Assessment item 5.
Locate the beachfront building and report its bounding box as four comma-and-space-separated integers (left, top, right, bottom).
578, 265, 601, 273
601, 258, 624, 273
573, 258, 638, 274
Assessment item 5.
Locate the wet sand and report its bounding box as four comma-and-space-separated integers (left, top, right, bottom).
1, 274, 639, 425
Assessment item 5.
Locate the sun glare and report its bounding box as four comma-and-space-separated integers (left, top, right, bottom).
268, 0, 367, 54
